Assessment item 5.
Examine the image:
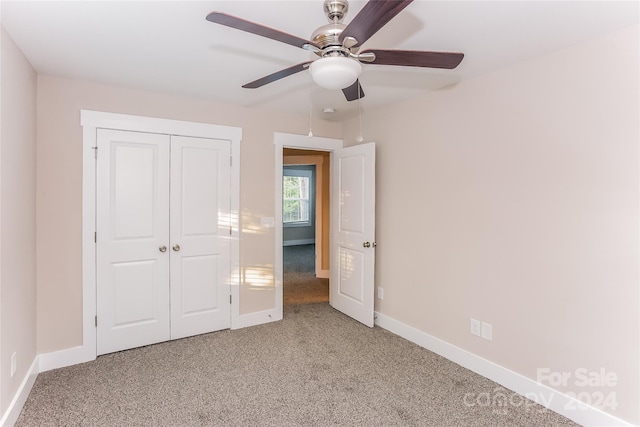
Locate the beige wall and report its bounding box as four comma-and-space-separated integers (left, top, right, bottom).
343, 25, 639, 424
0, 27, 37, 415
36, 75, 341, 353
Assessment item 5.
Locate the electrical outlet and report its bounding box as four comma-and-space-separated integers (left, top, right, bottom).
481, 322, 493, 341
377, 287, 384, 300
10, 352, 16, 378
470, 318, 481, 336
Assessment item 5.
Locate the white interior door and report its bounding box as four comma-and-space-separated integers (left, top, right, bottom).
96, 129, 171, 355
330, 143, 376, 327
169, 136, 231, 339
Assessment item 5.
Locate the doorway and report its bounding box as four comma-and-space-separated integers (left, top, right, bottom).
275, 140, 377, 327
282, 160, 329, 305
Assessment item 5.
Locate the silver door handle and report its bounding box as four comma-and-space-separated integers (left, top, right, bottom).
363, 242, 371, 248
159, 245, 167, 253
172, 244, 181, 252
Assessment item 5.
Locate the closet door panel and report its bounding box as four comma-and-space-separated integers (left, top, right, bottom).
170, 136, 231, 339
96, 129, 171, 355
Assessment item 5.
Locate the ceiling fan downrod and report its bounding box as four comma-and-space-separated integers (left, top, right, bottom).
311, 1, 350, 52
323, 0, 349, 23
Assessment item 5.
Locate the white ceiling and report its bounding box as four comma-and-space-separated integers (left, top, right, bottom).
2, 1, 638, 121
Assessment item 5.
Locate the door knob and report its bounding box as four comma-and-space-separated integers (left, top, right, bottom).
172, 244, 181, 252
159, 245, 167, 253
363, 242, 371, 248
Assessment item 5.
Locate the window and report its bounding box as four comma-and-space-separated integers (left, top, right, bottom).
283, 168, 313, 226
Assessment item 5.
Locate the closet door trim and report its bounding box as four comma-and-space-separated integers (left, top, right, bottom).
73, 110, 241, 368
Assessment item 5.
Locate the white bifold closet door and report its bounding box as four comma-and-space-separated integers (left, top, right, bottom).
96, 129, 231, 355
169, 135, 231, 339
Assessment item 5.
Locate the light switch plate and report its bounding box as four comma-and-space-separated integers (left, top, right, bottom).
470, 319, 481, 337
260, 217, 275, 228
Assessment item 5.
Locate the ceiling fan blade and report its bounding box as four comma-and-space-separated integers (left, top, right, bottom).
361, 49, 464, 69
339, 0, 413, 47
342, 80, 365, 102
206, 12, 317, 49
242, 61, 313, 89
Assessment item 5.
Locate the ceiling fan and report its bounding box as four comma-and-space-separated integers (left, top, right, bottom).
206, 0, 464, 101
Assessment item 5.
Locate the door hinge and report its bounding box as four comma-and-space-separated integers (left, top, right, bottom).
93, 146, 98, 159
95, 316, 98, 327
229, 295, 232, 304
230, 156, 232, 166
229, 225, 232, 236
94, 231, 97, 243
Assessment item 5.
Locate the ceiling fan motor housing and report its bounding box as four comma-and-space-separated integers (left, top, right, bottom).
312, 0, 352, 57
311, 23, 347, 51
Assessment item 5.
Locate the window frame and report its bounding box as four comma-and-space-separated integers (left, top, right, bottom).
283, 168, 314, 228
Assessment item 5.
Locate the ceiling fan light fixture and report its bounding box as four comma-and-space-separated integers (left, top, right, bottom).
309, 57, 362, 90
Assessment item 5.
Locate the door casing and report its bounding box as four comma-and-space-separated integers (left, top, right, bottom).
273, 133, 343, 320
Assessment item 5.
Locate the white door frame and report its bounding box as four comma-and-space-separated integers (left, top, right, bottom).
274, 132, 343, 317
79, 110, 241, 364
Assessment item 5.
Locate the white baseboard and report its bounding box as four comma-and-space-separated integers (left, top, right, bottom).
283, 239, 315, 246
38, 345, 95, 373
0, 357, 39, 427
374, 311, 635, 427
316, 269, 329, 279
1, 345, 97, 427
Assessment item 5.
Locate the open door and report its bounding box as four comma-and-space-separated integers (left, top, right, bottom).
330, 143, 376, 327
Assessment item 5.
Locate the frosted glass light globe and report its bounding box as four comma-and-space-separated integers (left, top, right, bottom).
309, 57, 362, 90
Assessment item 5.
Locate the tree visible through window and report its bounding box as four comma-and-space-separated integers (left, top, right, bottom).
283, 175, 310, 224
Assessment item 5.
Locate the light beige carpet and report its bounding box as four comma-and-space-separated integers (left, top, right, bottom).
16, 303, 579, 427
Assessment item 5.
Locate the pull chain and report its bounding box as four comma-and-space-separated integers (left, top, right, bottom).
357, 83, 364, 142
308, 98, 314, 138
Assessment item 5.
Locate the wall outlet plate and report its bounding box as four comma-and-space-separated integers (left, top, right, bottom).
470, 318, 481, 336
377, 287, 384, 300
481, 322, 493, 341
